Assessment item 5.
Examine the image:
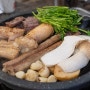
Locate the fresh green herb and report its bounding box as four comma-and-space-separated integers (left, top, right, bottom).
79, 28, 90, 36
33, 6, 90, 39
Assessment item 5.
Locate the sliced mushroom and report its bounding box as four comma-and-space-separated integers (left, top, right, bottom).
77, 40, 90, 59
41, 36, 84, 67
54, 65, 80, 81
58, 51, 89, 72
58, 40, 90, 73
78, 35, 90, 41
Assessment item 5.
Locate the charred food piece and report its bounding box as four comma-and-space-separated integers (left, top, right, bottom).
5, 16, 25, 28
0, 40, 19, 59
23, 16, 39, 32
0, 26, 24, 41
3, 34, 61, 69
3, 41, 61, 75
15, 36, 38, 53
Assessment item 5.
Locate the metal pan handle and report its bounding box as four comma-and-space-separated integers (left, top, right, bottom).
71, 7, 90, 17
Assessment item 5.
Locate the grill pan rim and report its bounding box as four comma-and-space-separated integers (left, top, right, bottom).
0, 10, 90, 90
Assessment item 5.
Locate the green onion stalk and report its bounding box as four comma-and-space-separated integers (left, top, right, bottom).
33, 6, 90, 39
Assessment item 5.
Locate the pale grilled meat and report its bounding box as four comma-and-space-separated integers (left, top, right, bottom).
5, 16, 25, 28
0, 40, 19, 59
0, 26, 24, 41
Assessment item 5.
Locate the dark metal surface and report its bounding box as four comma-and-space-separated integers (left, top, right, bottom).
0, 10, 90, 90
72, 7, 90, 17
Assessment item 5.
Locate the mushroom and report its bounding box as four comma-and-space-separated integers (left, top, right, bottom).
54, 65, 80, 81
41, 36, 85, 67
58, 40, 90, 73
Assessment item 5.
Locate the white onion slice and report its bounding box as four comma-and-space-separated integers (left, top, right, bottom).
58, 51, 89, 72
41, 36, 84, 67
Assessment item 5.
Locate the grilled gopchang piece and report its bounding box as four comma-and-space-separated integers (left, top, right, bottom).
0, 26, 24, 41
25, 23, 54, 43
0, 40, 19, 59
0, 23, 54, 59
15, 37, 38, 53
23, 16, 39, 31
3, 41, 61, 75
3, 34, 61, 69
15, 23, 54, 53
5, 16, 25, 28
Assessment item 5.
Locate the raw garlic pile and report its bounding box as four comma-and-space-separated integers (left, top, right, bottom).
15, 60, 57, 82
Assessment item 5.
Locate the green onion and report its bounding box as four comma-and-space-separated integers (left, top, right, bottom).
33, 6, 90, 39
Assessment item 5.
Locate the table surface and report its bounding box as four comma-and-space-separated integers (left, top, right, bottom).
0, 0, 54, 22
0, 0, 90, 22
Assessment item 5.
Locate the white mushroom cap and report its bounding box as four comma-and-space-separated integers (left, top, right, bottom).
77, 40, 90, 59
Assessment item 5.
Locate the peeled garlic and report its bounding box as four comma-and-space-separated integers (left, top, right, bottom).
38, 77, 47, 82
15, 71, 25, 79
30, 60, 43, 70
25, 69, 38, 81
47, 75, 57, 82
39, 66, 50, 78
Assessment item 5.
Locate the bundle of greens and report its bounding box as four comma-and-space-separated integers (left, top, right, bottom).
33, 6, 90, 39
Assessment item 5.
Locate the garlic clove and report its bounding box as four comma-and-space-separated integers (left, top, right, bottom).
30, 60, 43, 70
15, 71, 25, 79
39, 66, 50, 78
38, 77, 47, 82
25, 69, 38, 81
47, 75, 57, 82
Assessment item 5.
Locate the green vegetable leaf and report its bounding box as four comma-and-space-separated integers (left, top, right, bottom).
79, 28, 90, 36
33, 6, 89, 39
